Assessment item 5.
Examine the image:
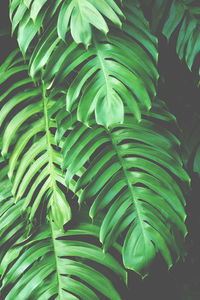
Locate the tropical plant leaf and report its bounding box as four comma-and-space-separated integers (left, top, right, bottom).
0, 140, 126, 300
181, 113, 200, 176
0, 155, 27, 276
0, 50, 70, 229
142, 0, 200, 73
3, 0, 195, 294
30, 1, 158, 127
10, 0, 123, 51
10, 0, 158, 127
57, 0, 124, 46
9, 0, 62, 55
57, 101, 190, 277
0, 216, 126, 300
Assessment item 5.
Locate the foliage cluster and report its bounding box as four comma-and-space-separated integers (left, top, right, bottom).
0, 0, 200, 299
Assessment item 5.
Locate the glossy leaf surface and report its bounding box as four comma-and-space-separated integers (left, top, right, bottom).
57, 102, 189, 277
0, 50, 70, 229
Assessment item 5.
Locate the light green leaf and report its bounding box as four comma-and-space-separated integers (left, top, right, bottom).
59, 100, 189, 277
57, 0, 123, 46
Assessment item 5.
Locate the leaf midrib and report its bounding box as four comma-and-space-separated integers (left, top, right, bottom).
42, 81, 57, 197
107, 129, 148, 244
42, 82, 64, 298
94, 38, 111, 99
50, 218, 63, 299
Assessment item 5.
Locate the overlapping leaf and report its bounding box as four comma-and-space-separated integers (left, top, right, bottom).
9, 0, 123, 54
0, 152, 126, 299
4, 0, 192, 288
0, 50, 70, 229
1, 218, 126, 300
30, 1, 158, 127
57, 101, 190, 277
142, 0, 200, 73
57, 0, 124, 46
0, 155, 25, 266
10, 0, 158, 127
9, 0, 62, 55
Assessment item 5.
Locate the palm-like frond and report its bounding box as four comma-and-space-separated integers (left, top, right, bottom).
43, 33, 155, 127
28, 1, 157, 127
9, 0, 123, 53
9, 0, 158, 127
0, 129, 125, 300
2, 0, 193, 293
142, 0, 200, 73
1, 215, 126, 300
9, 0, 62, 55
0, 155, 27, 276
0, 50, 70, 229
56, 101, 190, 277
57, 0, 124, 46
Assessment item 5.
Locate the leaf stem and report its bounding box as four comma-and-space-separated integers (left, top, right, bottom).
42, 80, 57, 205
50, 218, 63, 299
107, 129, 147, 243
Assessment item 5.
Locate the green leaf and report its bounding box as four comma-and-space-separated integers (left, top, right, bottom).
162, 1, 185, 40
1, 219, 126, 300
145, 0, 200, 72
30, 0, 48, 22
29, 24, 60, 78
0, 51, 71, 229
17, 11, 44, 56
58, 101, 189, 277
57, 0, 123, 46
9, 0, 62, 56
44, 29, 157, 126
0, 159, 26, 269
